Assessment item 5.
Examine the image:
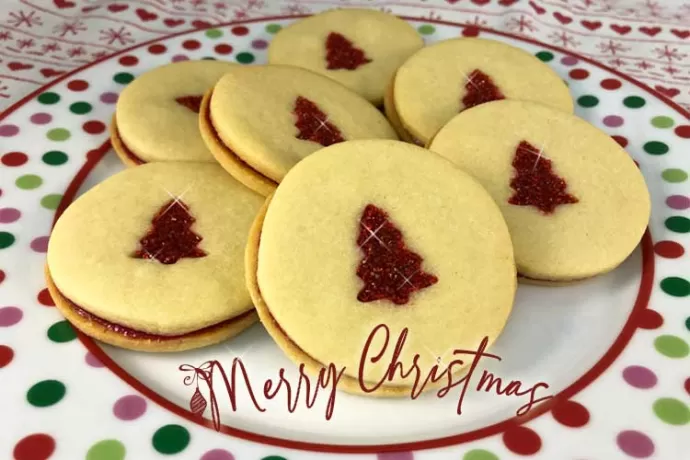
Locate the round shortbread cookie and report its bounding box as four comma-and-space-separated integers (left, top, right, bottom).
267, 9, 424, 106
113, 60, 236, 164
247, 140, 516, 395
428, 100, 650, 282
388, 38, 573, 145
202, 65, 398, 195
47, 162, 265, 350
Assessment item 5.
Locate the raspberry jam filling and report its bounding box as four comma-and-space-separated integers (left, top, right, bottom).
462, 69, 505, 109
325, 32, 372, 70
293, 96, 345, 147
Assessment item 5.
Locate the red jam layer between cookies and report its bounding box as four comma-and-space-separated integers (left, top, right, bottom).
113, 120, 146, 165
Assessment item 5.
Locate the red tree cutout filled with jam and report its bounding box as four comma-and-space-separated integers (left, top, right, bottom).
508, 141, 579, 214
293, 96, 345, 147
175, 95, 203, 113
325, 32, 372, 70
356, 204, 438, 305
132, 199, 207, 264
462, 69, 505, 109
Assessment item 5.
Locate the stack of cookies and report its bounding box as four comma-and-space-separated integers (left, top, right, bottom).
46, 8, 650, 396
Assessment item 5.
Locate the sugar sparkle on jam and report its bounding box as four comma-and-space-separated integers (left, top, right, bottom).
356, 204, 438, 305
508, 141, 579, 214
325, 32, 371, 70
175, 95, 203, 113
133, 199, 207, 264
462, 69, 505, 109
293, 96, 345, 147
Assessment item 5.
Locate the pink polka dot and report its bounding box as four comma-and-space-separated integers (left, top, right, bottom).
251, 39, 268, 50
0, 208, 21, 223
617, 430, 654, 458
0, 306, 23, 327
30, 236, 49, 253
561, 56, 578, 66
201, 449, 235, 460
604, 115, 624, 127
0, 124, 19, 137
113, 395, 147, 420
100, 92, 118, 104
172, 54, 189, 62
623, 365, 657, 389
666, 195, 690, 210
30, 113, 52, 125
377, 454, 414, 460
85, 351, 104, 368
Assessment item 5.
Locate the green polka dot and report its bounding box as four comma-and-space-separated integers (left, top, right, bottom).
26, 379, 66, 407
201, 56, 217, 60
69, 102, 92, 115
47, 320, 77, 343
265, 24, 281, 34
623, 96, 646, 108
41, 194, 62, 210
666, 216, 690, 233
535, 51, 554, 62
16, 174, 42, 190
38, 92, 60, 104
643, 141, 669, 155
418, 25, 435, 35
464, 449, 500, 460
86, 439, 126, 460
661, 277, 690, 297
577, 95, 599, 108
651, 116, 674, 128
42, 150, 68, 166
0, 232, 15, 249
236, 52, 255, 64
685, 316, 690, 332
113, 72, 134, 84
47, 128, 70, 141
261, 457, 287, 460
653, 398, 690, 425
152, 425, 190, 454
654, 335, 689, 358
205, 29, 222, 39
662, 169, 687, 183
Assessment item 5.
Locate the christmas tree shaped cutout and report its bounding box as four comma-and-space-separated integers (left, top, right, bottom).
356, 204, 438, 305
462, 69, 505, 109
508, 141, 579, 214
293, 96, 345, 147
175, 95, 203, 113
132, 199, 207, 264
325, 32, 372, 70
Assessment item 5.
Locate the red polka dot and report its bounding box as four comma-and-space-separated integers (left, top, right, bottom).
552, 400, 590, 427
601, 78, 622, 90
569, 69, 589, 80
13, 433, 55, 460
37, 288, 55, 307
612, 135, 628, 147
119, 55, 139, 66
503, 425, 542, 455
182, 39, 201, 50
638, 309, 663, 329
684, 377, 690, 396
67, 79, 89, 91
1, 151, 28, 167
231, 26, 249, 36
214, 44, 233, 55
462, 26, 480, 37
83, 121, 106, 135
0, 269, 5, 284
148, 43, 167, 54
0, 344, 14, 368
654, 240, 684, 258
675, 125, 690, 139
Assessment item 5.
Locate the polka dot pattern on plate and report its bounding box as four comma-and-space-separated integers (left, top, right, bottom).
113, 395, 147, 420
152, 424, 190, 454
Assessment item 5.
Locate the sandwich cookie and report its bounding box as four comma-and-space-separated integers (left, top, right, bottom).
428, 100, 651, 284
267, 8, 424, 106
46, 162, 264, 352
247, 140, 516, 396
385, 38, 573, 145
111, 60, 236, 167
200, 65, 398, 196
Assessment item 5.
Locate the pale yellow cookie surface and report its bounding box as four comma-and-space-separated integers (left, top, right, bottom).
209, 65, 398, 183
47, 162, 264, 335
116, 60, 235, 163
428, 100, 650, 281
392, 38, 573, 145
268, 9, 424, 105
253, 140, 516, 388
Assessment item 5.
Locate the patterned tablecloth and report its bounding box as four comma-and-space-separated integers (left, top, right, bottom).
0, 0, 689, 113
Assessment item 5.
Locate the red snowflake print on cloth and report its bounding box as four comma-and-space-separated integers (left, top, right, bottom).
356, 204, 438, 305
132, 199, 207, 265
53, 20, 87, 38
16, 38, 34, 49
548, 31, 580, 48
0, 31, 12, 41
99, 27, 134, 46
654, 45, 687, 62
598, 40, 630, 55
462, 69, 505, 110
175, 95, 203, 113
325, 32, 371, 70
7, 10, 43, 28
42, 42, 61, 53
506, 15, 537, 33
293, 96, 345, 146
508, 141, 578, 215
